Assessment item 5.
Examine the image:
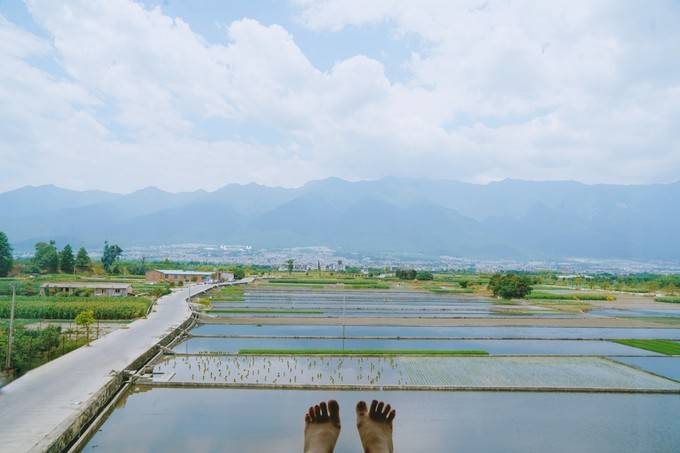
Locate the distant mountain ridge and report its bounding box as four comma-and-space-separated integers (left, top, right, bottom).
1, 178, 679, 260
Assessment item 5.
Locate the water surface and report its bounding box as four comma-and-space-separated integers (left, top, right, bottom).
82, 387, 680, 453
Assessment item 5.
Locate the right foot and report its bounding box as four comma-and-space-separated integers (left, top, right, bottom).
356, 400, 396, 453
304, 400, 341, 453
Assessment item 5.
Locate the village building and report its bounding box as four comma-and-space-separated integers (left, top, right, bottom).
40, 282, 132, 297
145, 269, 235, 284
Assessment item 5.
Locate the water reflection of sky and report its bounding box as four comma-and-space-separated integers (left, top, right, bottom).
191, 324, 680, 340
82, 388, 680, 453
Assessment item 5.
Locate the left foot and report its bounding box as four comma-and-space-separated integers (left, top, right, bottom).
304, 400, 341, 453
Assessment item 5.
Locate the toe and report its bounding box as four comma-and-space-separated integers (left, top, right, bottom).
386, 409, 396, 424
305, 413, 311, 424
308, 406, 316, 422
383, 404, 391, 418
369, 400, 378, 417
314, 404, 321, 419
356, 400, 368, 416
320, 401, 328, 419
376, 402, 385, 419
328, 400, 340, 423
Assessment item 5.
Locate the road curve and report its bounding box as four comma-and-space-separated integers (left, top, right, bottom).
0, 283, 213, 453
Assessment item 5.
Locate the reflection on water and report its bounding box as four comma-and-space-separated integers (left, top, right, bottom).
612, 357, 680, 381
191, 324, 680, 339
82, 387, 680, 453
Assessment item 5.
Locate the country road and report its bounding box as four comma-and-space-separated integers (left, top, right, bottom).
0, 283, 216, 452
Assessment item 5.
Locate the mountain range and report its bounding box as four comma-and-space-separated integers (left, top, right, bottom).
1, 177, 679, 260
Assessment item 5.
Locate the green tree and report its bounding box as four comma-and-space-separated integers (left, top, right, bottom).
34, 241, 59, 273
286, 259, 294, 275
459, 279, 470, 289
396, 269, 417, 280
101, 241, 123, 273
127, 257, 147, 275
416, 271, 434, 281
75, 247, 91, 273
488, 273, 532, 299
75, 310, 96, 345
59, 244, 75, 274
231, 266, 245, 280
0, 231, 13, 277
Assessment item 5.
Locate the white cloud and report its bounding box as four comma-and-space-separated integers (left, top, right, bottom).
0, 0, 679, 192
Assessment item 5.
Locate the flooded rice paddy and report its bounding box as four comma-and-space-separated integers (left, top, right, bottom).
208, 289, 569, 318
172, 336, 660, 356
81, 287, 680, 452
83, 388, 680, 453
611, 357, 680, 381
151, 354, 680, 390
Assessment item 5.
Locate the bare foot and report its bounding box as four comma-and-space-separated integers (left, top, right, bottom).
356, 400, 396, 453
304, 400, 341, 453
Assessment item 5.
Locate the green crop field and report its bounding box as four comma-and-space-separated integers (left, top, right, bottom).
0, 296, 152, 320
655, 296, 680, 304
426, 286, 474, 294
614, 339, 680, 355
207, 308, 323, 314
237, 349, 489, 356
208, 286, 245, 301
267, 278, 387, 287
527, 291, 613, 301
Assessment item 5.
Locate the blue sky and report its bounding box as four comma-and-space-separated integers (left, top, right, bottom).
1, 0, 679, 193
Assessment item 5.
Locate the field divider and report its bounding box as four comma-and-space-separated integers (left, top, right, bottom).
187, 334, 680, 340
140, 381, 680, 394
159, 352, 668, 358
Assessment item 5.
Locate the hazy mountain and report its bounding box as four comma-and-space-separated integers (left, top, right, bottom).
1, 178, 679, 260
0, 185, 120, 219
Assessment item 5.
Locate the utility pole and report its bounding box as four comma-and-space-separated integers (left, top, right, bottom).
5, 283, 16, 374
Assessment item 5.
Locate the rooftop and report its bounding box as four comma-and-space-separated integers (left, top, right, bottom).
153, 269, 213, 276
40, 282, 132, 289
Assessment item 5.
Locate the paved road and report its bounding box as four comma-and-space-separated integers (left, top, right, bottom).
0, 283, 213, 452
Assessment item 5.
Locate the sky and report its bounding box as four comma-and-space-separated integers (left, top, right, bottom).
1, 0, 679, 193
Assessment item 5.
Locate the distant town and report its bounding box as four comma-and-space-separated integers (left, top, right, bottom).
15, 242, 676, 276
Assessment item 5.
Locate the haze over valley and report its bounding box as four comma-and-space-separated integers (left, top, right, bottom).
2, 177, 679, 261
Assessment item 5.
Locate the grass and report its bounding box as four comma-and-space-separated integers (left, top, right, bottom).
426, 286, 474, 294
269, 278, 347, 285
614, 339, 680, 355
656, 296, 680, 304
531, 284, 574, 290
208, 286, 245, 301
527, 291, 614, 301
207, 308, 323, 314
532, 301, 591, 313
237, 349, 489, 356
348, 283, 390, 289
267, 278, 387, 289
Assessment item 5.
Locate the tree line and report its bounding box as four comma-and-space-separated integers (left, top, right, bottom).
0, 231, 123, 277
395, 269, 434, 281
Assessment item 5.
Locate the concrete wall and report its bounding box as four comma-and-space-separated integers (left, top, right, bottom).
41, 312, 201, 452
